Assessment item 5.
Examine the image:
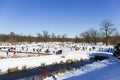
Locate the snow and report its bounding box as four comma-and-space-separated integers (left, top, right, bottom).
44, 57, 120, 80
1, 42, 120, 80
0, 51, 88, 74
64, 60, 120, 80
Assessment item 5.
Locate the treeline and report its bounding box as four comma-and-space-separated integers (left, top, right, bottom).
0, 19, 120, 45
0, 31, 73, 43
0, 30, 119, 45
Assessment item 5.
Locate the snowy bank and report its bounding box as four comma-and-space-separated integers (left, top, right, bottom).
0, 51, 88, 74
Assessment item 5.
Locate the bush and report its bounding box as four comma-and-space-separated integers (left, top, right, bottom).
75, 47, 80, 51
60, 61, 64, 64
22, 65, 27, 71
7, 67, 18, 74
66, 59, 73, 64
67, 67, 74, 71
0, 56, 6, 59
60, 69, 66, 73
114, 43, 120, 50
27, 54, 35, 57
41, 63, 46, 68
80, 58, 84, 62
113, 43, 120, 57
52, 71, 59, 75
52, 62, 58, 66
74, 59, 79, 63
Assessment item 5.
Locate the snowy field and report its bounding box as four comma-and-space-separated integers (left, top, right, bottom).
0, 42, 118, 80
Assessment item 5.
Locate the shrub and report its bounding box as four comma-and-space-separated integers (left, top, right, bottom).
22, 65, 27, 71
66, 59, 73, 64
114, 43, 120, 51
0, 56, 6, 59
7, 67, 18, 74
67, 67, 74, 71
27, 54, 35, 57
52, 62, 58, 66
75, 47, 80, 51
41, 63, 46, 68
113, 43, 120, 57
60, 69, 66, 73
61, 56, 65, 58
74, 59, 79, 63
80, 58, 84, 62
10, 56, 21, 58
60, 61, 64, 64
52, 71, 59, 75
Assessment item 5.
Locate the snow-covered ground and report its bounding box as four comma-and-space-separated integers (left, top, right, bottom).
44, 57, 120, 80
1, 42, 118, 80
0, 51, 88, 74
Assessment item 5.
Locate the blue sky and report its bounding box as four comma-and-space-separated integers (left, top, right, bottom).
0, 0, 120, 37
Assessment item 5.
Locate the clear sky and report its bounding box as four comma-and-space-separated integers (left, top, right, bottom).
0, 0, 120, 37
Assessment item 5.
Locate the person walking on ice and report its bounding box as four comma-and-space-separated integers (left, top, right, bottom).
14, 51, 16, 56
6, 51, 9, 57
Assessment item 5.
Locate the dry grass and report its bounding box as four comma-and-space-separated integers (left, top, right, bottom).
7, 67, 18, 74
60, 69, 67, 73
74, 59, 79, 63
67, 67, 74, 71
66, 59, 73, 64
0, 56, 6, 59
0, 53, 51, 60
10, 56, 23, 58
60, 61, 64, 64
41, 63, 46, 68
22, 65, 27, 71
52, 62, 58, 66
27, 54, 35, 57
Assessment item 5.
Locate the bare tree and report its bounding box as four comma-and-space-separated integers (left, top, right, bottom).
89, 28, 98, 45
80, 31, 91, 43
100, 19, 116, 46
42, 31, 50, 42
37, 33, 43, 42
9, 32, 15, 43
74, 35, 80, 43
0, 34, 8, 42
110, 31, 120, 44
61, 34, 67, 42
28, 34, 33, 43
57, 35, 61, 42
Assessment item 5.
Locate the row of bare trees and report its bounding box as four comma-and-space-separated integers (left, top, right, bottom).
0, 31, 73, 43
75, 19, 119, 45
0, 19, 120, 45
